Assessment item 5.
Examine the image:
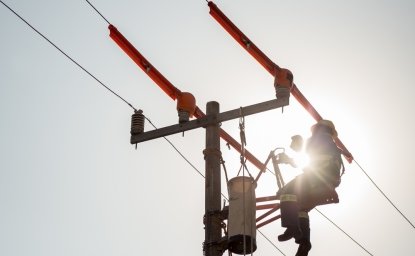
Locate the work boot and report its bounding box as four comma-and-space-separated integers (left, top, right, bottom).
295, 211, 310, 244
294, 211, 311, 255
278, 226, 302, 242
295, 241, 312, 256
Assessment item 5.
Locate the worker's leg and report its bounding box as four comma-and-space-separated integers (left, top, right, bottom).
278, 194, 302, 242
295, 211, 312, 256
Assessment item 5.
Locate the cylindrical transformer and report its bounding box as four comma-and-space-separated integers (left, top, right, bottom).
227, 176, 257, 254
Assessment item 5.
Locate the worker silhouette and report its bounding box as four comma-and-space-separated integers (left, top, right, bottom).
277, 120, 343, 256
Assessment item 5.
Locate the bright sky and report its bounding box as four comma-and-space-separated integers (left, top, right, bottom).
1, 0, 414, 255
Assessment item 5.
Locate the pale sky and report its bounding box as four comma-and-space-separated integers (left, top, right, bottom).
1, 0, 414, 255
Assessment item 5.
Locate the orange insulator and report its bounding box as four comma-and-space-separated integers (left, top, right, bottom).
177, 92, 196, 123
274, 68, 293, 99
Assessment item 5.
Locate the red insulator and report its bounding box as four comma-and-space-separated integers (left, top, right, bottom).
177, 92, 196, 123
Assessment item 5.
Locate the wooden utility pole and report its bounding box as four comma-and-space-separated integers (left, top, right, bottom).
204, 101, 222, 256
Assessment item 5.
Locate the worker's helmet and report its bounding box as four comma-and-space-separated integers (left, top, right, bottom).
311, 119, 338, 138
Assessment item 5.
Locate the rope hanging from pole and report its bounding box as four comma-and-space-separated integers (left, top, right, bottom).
220, 156, 230, 184
238, 108, 253, 179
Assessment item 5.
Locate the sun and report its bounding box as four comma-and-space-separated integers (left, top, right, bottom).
293, 151, 310, 170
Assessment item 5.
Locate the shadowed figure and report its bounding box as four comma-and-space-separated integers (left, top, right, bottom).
277, 120, 343, 256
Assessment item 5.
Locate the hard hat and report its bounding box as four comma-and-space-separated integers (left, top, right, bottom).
311, 120, 338, 137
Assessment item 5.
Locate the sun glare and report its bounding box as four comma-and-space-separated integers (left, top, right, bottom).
293, 151, 310, 170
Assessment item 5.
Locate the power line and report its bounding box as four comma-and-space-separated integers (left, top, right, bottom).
145, 116, 205, 179
85, 0, 110, 25
145, 117, 232, 201
354, 159, 415, 229
257, 229, 286, 256
0, 0, 137, 112
315, 208, 373, 255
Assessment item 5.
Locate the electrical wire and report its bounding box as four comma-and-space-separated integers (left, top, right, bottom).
145, 116, 233, 201
257, 229, 286, 256
144, 117, 205, 179
354, 159, 415, 229
0, 0, 137, 112
315, 208, 373, 255
85, 0, 110, 25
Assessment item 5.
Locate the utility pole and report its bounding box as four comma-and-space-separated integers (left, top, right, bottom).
130, 97, 288, 256
204, 101, 222, 256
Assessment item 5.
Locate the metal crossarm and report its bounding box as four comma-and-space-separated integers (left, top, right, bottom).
131, 98, 288, 143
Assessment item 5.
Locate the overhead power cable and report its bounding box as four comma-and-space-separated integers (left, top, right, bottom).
144, 117, 205, 179
144, 116, 231, 202
257, 229, 286, 256
85, 0, 110, 25
315, 208, 373, 255
354, 159, 415, 229
0, 0, 136, 112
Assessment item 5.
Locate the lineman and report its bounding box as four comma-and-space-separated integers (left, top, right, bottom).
277, 120, 343, 256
